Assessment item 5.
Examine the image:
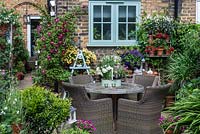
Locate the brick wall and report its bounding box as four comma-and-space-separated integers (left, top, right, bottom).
180, 0, 196, 23
0, 0, 46, 46
1, 0, 196, 57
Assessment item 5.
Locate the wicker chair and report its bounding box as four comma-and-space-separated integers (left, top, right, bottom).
62, 83, 114, 134
117, 83, 171, 134
69, 74, 108, 99
126, 74, 160, 100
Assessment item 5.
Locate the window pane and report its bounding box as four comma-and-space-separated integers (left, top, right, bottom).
118, 24, 126, 40
94, 6, 101, 22
103, 6, 111, 22
128, 6, 136, 22
119, 6, 126, 22
93, 24, 101, 40
128, 24, 136, 40
103, 24, 111, 40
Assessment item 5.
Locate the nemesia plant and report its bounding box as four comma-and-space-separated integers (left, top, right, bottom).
62, 46, 97, 66
76, 119, 96, 134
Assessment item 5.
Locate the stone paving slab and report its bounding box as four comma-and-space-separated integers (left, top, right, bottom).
18, 73, 33, 89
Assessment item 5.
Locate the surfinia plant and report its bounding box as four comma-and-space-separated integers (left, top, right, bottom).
76, 119, 96, 134
121, 49, 143, 70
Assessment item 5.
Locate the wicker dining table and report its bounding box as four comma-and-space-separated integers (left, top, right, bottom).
85, 82, 144, 130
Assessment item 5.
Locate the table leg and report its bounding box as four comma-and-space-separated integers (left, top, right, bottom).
112, 94, 118, 130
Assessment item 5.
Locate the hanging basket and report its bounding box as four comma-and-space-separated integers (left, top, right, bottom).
0, 24, 9, 36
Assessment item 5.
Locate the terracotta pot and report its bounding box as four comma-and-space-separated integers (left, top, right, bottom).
149, 50, 155, 56
165, 50, 171, 56
0, 24, 9, 35
165, 129, 173, 134
165, 96, 175, 107
12, 124, 22, 134
157, 48, 164, 56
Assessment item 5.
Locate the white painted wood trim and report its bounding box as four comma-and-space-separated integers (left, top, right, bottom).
197, 0, 200, 23
27, 23, 31, 56
26, 16, 41, 56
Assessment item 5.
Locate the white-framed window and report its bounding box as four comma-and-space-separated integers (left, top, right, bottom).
88, 1, 141, 46
197, 0, 200, 23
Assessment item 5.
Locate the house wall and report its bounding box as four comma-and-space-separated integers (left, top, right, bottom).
0, 0, 46, 46
56, 0, 196, 59
1, 0, 196, 58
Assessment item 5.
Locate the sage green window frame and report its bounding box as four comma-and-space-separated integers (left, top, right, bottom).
88, 1, 141, 46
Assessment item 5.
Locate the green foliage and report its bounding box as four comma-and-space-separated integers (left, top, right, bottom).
167, 29, 200, 85
176, 77, 200, 100
167, 88, 200, 134
0, 37, 10, 69
35, 7, 80, 86
0, 88, 24, 134
22, 86, 71, 134
0, 3, 19, 25
62, 127, 90, 134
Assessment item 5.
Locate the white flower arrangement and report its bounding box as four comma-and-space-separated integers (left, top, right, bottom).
96, 55, 123, 80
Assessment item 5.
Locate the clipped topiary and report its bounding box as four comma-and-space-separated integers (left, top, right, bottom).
22, 86, 71, 134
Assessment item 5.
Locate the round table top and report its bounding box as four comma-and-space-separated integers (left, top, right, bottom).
85, 82, 144, 95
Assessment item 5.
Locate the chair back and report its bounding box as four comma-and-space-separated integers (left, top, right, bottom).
62, 83, 89, 102
142, 83, 171, 105
133, 74, 160, 88
69, 75, 93, 84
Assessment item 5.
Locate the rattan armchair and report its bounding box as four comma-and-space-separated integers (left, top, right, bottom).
62, 82, 114, 134
117, 83, 171, 134
127, 74, 160, 100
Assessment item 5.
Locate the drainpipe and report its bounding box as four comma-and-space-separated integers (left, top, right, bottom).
174, 0, 179, 19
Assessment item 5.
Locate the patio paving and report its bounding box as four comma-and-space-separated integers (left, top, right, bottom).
18, 73, 33, 89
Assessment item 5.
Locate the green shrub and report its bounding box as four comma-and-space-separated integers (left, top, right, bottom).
168, 29, 200, 85
167, 88, 200, 134
22, 86, 71, 134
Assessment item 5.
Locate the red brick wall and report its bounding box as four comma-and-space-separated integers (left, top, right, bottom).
0, 0, 46, 47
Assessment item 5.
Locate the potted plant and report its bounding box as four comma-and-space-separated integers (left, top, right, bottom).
121, 49, 144, 70
96, 55, 123, 87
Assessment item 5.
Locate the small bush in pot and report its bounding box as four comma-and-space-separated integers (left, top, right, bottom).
21, 86, 71, 134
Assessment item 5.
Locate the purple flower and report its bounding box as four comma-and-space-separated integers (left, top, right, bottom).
37, 25, 42, 34
47, 55, 51, 61
48, 32, 51, 36
54, 18, 60, 23
50, 49, 54, 53
1, 69, 5, 76
41, 36, 45, 41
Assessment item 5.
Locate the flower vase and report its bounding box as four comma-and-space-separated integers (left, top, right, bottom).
101, 79, 121, 87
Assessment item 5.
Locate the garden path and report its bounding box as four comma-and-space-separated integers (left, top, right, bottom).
18, 73, 33, 89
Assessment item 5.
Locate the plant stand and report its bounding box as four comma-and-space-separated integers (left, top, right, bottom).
69, 49, 90, 76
